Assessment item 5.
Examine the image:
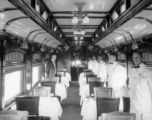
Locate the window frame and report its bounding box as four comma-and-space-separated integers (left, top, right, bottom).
32, 63, 42, 87
4, 68, 24, 105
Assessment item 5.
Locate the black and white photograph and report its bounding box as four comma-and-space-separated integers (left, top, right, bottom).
0, 0, 152, 120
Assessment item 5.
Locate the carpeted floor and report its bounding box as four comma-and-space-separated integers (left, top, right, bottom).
60, 82, 82, 120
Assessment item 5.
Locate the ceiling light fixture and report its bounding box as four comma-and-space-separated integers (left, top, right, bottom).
75, 36, 78, 40
74, 30, 85, 35
72, 2, 89, 24
83, 15, 89, 24
72, 16, 79, 24
80, 37, 84, 40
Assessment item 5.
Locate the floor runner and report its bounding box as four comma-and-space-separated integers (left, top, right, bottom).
60, 82, 82, 120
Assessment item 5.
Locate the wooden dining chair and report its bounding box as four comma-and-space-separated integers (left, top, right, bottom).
96, 97, 120, 117
88, 77, 104, 96
94, 87, 112, 98
34, 86, 51, 97
123, 97, 130, 112
16, 96, 39, 120
41, 81, 56, 95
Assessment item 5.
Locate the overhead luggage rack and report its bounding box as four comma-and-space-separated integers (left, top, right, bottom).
0, 0, 64, 49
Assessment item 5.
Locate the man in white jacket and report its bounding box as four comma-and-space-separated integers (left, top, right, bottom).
97, 55, 108, 83
129, 52, 152, 120
107, 54, 127, 88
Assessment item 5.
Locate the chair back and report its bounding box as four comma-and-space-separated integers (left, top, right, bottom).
94, 87, 112, 98
83, 69, 92, 72
102, 112, 136, 120
96, 98, 120, 117
86, 74, 96, 83
41, 81, 56, 94
16, 96, 39, 116
123, 97, 130, 112
34, 86, 51, 97
88, 78, 104, 96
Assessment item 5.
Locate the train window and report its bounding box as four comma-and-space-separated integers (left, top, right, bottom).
32, 66, 40, 86
4, 71, 23, 102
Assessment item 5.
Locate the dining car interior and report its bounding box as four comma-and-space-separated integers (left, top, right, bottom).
1, 0, 152, 120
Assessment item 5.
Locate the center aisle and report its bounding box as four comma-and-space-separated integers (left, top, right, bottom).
60, 82, 82, 120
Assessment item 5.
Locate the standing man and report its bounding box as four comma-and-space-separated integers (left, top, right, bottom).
107, 54, 127, 95
97, 55, 107, 83
46, 54, 57, 80
129, 52, 152, 120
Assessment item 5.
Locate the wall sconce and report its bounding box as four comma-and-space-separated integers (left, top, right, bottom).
21, 40, 28, 49
40, 45, 45, 52
114, 47, 118, 52
131, 42, 138, 50
104, 49, 108, 53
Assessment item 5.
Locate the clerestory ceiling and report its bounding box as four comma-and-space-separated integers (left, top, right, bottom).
43, 0, 118, 46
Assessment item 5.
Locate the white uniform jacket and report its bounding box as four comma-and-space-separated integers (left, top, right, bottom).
129, 63, 152, 120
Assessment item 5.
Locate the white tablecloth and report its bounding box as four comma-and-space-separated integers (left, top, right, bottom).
78, 73, 87, 87
79, 84, 90, 105
81, 98, 97, 120
55, 83, 67, 101
61, 76, 70, 88
142, 114, 152, 120
39, 97, 62, 119
81, 97, 126, 120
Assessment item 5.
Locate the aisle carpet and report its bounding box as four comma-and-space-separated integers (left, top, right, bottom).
60, 82, 82, 120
